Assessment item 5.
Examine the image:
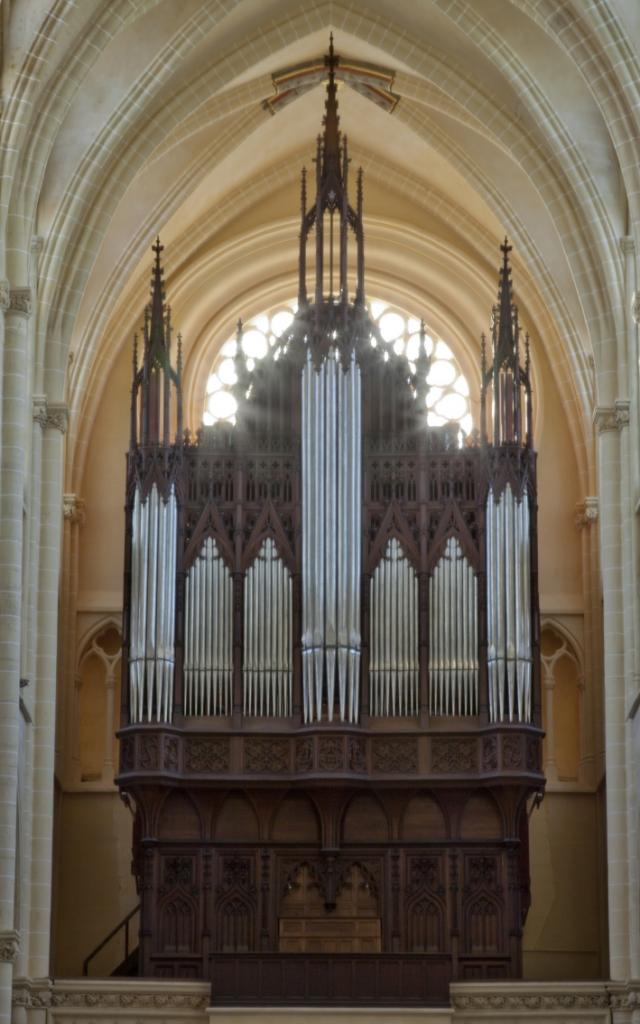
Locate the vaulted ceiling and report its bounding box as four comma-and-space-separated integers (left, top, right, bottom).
4, 0, 640, 496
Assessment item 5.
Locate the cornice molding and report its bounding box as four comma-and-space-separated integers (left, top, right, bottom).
451, 990, 610, 1011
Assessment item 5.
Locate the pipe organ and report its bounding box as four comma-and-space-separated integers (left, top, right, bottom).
129, 483, 177, 723
369, 537, 419, 717
243, 538, 292, 717
184, 537, 233, 716
118, 39, 543, 1007
428, 536, 479, 717
301, 348, 362, 723
486, 485, 532, 722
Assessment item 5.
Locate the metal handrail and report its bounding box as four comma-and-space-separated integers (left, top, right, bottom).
82, 903, 140, 977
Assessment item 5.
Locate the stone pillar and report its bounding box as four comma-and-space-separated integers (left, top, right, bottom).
621, 237, 640, 979
595, 405, 631, 980
541, 660, 556, 783
104, 664, 115, 780
575, 497, 599, 787
28, 404, 67, 981
0, 285, 31, 1024
60, 495, 84, 787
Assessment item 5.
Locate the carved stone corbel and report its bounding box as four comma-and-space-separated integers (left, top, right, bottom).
63, 493, 85, 525
0, 929, 19, 962
575, 497, 599, 529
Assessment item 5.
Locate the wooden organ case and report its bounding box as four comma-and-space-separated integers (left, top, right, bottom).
118, 40, 544, 1006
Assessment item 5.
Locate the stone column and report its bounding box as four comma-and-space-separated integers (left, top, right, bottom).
104, 664, 115, 781
0, 285, 31, 1024
575, 497, 599, 786
28, 403, 68, 981
541, 660, 557, 783
595, 405, 631, 980
60, 495, 84, 787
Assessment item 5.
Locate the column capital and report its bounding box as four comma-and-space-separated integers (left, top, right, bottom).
33, 397, 69, 434
615, 398, 630, 429
0, 280, 9, 311
30, 235, 44, 254
8, 287, 32, 317
632, 291, 640, 326
620, 234, 635, 256
63, 493, 85, 524
593, 402, 629, 432
0, 929, 20, 962
575, 496, 599, 528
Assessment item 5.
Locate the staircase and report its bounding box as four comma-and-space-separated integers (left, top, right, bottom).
83, 905, 140, 977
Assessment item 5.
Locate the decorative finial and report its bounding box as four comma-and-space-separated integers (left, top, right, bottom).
322, 34, 340, 163
149, 237, 166, 353
495, 236, 515, 363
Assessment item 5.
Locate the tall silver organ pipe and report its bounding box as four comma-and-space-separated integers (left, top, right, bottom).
486, 485, 531, 721
428, 536, 478, 716
129, 483, 177, 723
243, 538, 293, 716
369, 538, 419, 716
301, 348, 362, 723
183, 536, 233, 716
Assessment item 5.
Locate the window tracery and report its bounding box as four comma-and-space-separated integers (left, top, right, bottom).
204, 299, 473, 434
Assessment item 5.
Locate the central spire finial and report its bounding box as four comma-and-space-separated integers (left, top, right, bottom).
322, 33, 340, 164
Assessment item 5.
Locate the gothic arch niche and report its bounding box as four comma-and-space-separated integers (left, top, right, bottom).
540, 622, 583, 783
214, 792, 260, 842
215, 853, 258, 953
271, 793, 320, 843
279, 860, 381, 953
400, 793, 447, 841
459, 792, 504, 840
77, 621, 122, 784
342, 793, 390, 843
157, 792, 201, 841
156, 851, 200, 964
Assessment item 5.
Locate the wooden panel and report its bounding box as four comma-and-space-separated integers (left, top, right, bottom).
342, 794, 389, 841
210, 953, 452, 1005
279, 917, 381, 953
214, 792, 259, 840
401, 794, 447, 840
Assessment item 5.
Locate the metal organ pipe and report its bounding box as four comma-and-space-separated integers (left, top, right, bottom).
183, 537, 233, 716
128, 483, 177, 723
428, 537, 479, 716
369, 539, 419, 717
486, 485, 532, 721
301, 349, 361, 723
242, 538, 292, 716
